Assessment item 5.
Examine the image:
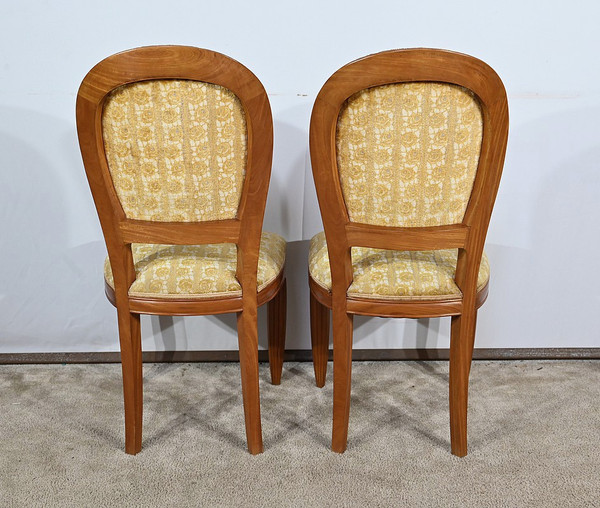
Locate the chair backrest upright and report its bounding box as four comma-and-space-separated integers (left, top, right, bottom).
76, 46, 273, 302
309, 48, 509, 302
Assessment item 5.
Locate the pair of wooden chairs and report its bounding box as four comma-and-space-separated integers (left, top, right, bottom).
76, 46, 508, 457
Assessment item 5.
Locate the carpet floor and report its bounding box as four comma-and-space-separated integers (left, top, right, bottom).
0, 360, 598, 507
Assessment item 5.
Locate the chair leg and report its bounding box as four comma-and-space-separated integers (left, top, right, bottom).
310, 291, 330, 388
449, 309, 477, 457
268, 278, 287, 385
237, 307, 263, 455
331, 308, 353, 453
117, 308, 143, 455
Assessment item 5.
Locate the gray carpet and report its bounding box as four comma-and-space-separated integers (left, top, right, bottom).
1, 360, 598, 507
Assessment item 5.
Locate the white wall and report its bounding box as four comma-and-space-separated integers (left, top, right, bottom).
1, 0, 599, 353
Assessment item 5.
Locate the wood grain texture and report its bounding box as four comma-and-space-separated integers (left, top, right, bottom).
308, 48, 508, 456
310, 290, 330, 388
237, 305, 263, 455
77, 46, 284, 455
331, 305, 353, 453
449, 310, 477, 457
268, 278, 287, 385
119, 219, 241, 245
345, 223, 469, 251
116, 308, 142, 455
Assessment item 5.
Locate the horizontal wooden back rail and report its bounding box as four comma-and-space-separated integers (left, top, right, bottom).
344, 223, 469, 251
119, 219, 241, 245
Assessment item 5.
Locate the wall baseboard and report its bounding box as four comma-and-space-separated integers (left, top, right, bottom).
0, 348, 599, 364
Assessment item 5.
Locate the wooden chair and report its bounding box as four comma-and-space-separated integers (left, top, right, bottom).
308, 49, 508, 456
76, 46, 286, 455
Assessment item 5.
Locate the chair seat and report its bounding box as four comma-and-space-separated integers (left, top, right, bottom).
308, 231, 489, 300
104, 231, 286, 299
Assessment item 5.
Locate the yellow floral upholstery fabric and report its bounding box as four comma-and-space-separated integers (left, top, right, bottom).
102, 80, 247, 222
336, 82, 483, 227
104, 232, 286, 299
308, 232, 489, 300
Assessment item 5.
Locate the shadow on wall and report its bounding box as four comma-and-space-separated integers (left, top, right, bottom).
0, 106, 114, 352
479, 102, 600, 348
148, 313, 239, 354
263, 118, 310, 237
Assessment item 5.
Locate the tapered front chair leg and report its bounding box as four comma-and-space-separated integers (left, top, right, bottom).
117, 308, 143, 455
331, 308, 353, 453
310, 291, 330, 387
237, 307, 263, 455
449, 309, 477, 457
268, 278, 287, 385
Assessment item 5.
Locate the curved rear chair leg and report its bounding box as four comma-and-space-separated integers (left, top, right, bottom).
268, 278, 287, 385
449, 309, 478, 457
331, 307, 353, 453
237, 306, 263, 455
310, 291, 330, 387
117, 307, 143, 455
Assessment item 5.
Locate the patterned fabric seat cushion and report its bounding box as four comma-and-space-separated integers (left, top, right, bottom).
105, 232, 285, 299
308, 232, 489, 300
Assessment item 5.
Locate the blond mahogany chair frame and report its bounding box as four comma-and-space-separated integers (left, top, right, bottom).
309, 49, 508, 456
76, 46, 286, 455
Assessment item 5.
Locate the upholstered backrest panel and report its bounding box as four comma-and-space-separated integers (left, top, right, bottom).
102, 80, 247, 222
336, 82, 483, 227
